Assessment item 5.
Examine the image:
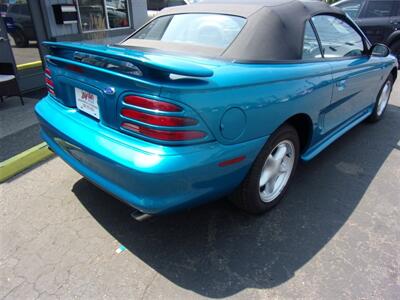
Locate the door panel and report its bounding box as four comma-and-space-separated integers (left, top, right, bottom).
323, 57, 382, 133
311, 15, 383, 134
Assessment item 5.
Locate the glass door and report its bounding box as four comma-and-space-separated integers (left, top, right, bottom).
1, 0, 44, 92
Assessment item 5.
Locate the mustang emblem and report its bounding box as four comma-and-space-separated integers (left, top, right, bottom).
103, 87, 115, 95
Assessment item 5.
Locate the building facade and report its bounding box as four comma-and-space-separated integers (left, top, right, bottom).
0, 0, 148, 92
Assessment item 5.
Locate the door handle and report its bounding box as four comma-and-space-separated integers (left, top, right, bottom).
336, 80, 346, 91
0, 37, 8, 42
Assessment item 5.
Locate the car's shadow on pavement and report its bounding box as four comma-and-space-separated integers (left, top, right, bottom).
73, 104, 400, 298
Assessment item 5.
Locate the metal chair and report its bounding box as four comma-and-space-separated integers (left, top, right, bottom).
0, 63, 24, 105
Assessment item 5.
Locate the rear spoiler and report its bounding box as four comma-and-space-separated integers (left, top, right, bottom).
42, 41, 214, 78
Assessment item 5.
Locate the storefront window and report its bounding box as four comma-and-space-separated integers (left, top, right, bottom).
77, 0, 107, 32
106, 0, 129, 28
77, 0, 129, 32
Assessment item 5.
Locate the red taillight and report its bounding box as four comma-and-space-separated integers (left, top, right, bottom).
122, 122, 206, 141
124, 95, 182, 112
45, 68, 55, 96
121, 109, 197, 127
45, 77, 54, 88
121, 95, 206, 142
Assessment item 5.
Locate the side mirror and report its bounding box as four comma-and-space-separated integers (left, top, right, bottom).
370, 43, 390, 57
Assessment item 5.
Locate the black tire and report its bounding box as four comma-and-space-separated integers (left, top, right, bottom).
367, 74, 394, 123
11, 29, 29, 48
230, 124, 300, 214
390, 40, 400, 66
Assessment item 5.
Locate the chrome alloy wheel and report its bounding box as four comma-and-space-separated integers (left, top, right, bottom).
377, 80, 392, 116
259, 140, 295, 203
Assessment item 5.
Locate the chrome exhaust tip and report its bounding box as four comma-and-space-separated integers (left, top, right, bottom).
130, 210, 152, 221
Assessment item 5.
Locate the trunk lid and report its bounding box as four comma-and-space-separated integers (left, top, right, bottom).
43, 42, 218, 144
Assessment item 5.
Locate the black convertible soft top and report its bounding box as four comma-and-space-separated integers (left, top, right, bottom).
127, 0, 349, 61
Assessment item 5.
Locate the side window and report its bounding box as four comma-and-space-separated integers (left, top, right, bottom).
8, 5, 20, 14
363, 1, 395, 18
147, 0, 166, 11
312, 15, 364, 58
20, 5, 29, 15
302, 21, 322, 60
336, 0, 363, 19
167, 0, 186, 7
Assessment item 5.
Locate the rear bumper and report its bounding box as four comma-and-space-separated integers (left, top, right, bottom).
35, 96, 267, 214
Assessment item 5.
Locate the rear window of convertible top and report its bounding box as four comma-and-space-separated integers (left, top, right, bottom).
121, 14, 246, 55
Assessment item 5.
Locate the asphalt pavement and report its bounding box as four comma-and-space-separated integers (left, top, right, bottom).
1, 81, 399, 299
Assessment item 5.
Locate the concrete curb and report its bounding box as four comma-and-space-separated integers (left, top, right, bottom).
0, 142, 54, 183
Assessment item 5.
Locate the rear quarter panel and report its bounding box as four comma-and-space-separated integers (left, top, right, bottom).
160, 62, 334, 147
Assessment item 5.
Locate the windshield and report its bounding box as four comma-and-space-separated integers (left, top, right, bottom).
122, 14, 246, 52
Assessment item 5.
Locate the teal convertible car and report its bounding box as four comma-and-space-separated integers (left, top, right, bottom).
36, 0, 397, 219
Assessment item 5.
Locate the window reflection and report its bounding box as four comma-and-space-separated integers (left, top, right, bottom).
302, 21, 322, 60
336, 0, 362, 19
364, 1, 395, 18
312, 15, 364, 58
77, 0, 129, 32
106, 0, 129, 28
78, 0, 107, 32
1, 0, 41, 64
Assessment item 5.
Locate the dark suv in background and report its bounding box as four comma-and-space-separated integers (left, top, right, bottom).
1, 3, 36, 47
333, 0, 400, 62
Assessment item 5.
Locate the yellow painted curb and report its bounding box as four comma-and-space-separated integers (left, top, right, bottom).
0, 142, 54, 183
16, 60, 43, 71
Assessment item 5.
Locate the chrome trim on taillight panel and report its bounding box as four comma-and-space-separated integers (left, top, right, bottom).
120, 94, 207, 142
45, 67, 56, 97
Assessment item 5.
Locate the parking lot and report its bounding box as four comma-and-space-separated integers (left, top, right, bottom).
1, 82, 399, 299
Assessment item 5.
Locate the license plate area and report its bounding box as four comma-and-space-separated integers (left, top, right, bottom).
75, 87, 100, 119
